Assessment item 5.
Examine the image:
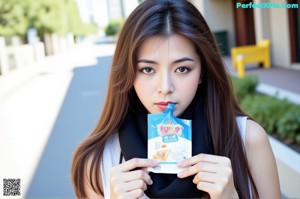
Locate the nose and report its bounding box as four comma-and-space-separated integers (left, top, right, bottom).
158, 72, 174, 95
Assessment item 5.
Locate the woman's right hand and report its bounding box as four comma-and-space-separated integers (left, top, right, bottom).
110, 158, 158, 199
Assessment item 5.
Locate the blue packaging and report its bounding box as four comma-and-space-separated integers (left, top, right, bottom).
147, 103, 192, 174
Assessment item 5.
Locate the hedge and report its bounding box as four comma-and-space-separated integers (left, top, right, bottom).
104, 19, 124, 36
231, 75, 300, 145
231, 75, 258, 102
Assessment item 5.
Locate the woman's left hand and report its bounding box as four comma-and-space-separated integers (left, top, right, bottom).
177, 153, 239, 199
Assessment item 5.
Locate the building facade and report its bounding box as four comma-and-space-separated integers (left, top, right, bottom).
76, 0, 138, 30
191, 0, 300, 69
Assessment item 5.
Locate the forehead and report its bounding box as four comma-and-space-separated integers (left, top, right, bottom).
137, 34, 199, 60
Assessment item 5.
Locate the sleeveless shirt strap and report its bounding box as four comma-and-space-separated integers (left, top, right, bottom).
236, 116, 247, 146
236, 116, 253, 199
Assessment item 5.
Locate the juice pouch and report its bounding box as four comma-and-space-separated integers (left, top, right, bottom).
147, 103, 192, 174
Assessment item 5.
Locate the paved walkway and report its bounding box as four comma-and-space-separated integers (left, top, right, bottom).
0, 40, 116, 198
247, 66, 300, 94
223, 56, 300, 105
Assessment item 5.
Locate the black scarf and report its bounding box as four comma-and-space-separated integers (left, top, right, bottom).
119, 88, 214, 198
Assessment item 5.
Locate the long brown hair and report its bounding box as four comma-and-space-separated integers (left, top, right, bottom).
71, 0, 258, 198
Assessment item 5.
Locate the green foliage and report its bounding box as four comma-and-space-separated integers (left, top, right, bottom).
241, 95, 292, 133
105, 19, 124, 36
231, 75, 258, 102
75, 23, 97, 36
30, 0, 67, 35
296, 134, 300, 145
0, 0, 96, 37
277, 106, 300, 141
231, 74, 300, 147
0, 0, 28, 36
63, 0, 97, 36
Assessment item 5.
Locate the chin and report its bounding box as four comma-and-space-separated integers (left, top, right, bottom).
172, 110, 180, 117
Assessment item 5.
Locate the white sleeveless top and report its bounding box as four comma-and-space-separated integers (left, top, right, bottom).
100, 116, 249, 198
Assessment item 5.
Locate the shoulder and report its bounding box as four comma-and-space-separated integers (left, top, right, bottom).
244, 119, 281, 198
236, 117, 271, 157
244, 119, 272, 164
245, 119, 269, 147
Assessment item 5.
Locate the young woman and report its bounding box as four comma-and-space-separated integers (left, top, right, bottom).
71, 0, 281, 198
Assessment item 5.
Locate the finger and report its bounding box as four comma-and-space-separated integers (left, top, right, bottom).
196, 181, 215, 194
121, 170, 153, 185
178, 154, 219, 168
177, 162, 219, 178
118, 158, 158, 172
126, 188, 145, 198
193, 171, 216, 184
123, 179, 148, 192
141, 167, 150, 174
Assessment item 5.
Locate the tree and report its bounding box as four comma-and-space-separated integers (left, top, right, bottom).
0, 0, 28, 36
24, 0, 68, 36
64, 0, 96, 36
25, 0, 96, 37
0, 0, 96, 38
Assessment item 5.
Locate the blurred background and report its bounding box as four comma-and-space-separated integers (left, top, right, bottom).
0, 0, 299, 198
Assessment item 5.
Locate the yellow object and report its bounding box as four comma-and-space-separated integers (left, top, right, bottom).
231, 39, 270, 78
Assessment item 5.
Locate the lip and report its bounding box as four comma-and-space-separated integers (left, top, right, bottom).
155, 101, 176, 111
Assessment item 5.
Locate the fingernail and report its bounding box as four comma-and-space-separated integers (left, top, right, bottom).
149, 180, 153, 185
152, 160, 159, 166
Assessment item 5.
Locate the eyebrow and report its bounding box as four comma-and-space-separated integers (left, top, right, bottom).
137, 57, 195, 64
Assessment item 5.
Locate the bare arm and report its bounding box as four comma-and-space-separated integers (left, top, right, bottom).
245, 119, 281, 198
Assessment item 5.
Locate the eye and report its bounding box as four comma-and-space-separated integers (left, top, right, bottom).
175, 67, 190, 74
140, 67, 155, 74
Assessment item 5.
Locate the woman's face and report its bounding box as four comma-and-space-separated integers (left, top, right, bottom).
134, 34, 201, 116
